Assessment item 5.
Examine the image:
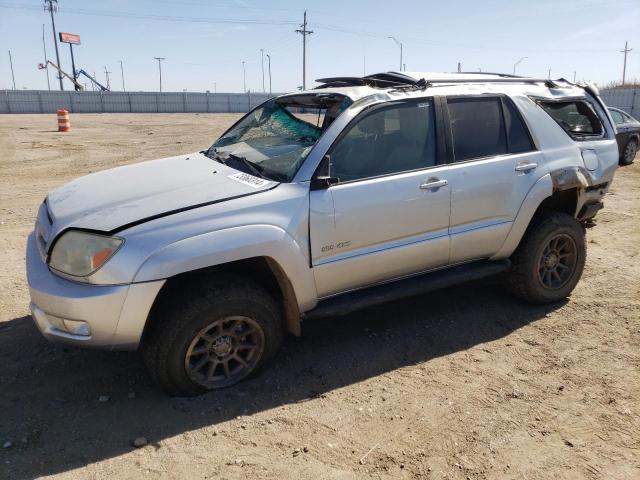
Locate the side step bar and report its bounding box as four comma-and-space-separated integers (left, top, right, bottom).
304, 259, 511, 321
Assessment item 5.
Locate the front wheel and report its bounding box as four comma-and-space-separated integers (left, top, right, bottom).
142, 276, 283, 396
505, 211, 586, 304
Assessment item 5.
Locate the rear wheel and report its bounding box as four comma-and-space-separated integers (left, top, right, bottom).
621, 138, 637, 165
505, 211, 586, 304
143, 276, 283, 396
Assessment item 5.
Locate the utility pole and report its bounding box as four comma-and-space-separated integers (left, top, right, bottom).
119, 60, 125, 91
103, 66, 111, 90
295, 11, 313, 90
154, 57, 165, 92
44, 0, 63, 90
548, 68, 551, 80
457, 62, 461, 73
620, 41, 632, 85
8, 51, 16, 89
42, 24, 51, 90
573, 71, 577, 83
260, 49, 265, 93
242, 60, 246, 92
513, 56, 527, 75
266, 54, 272, 95
388, 36, 403, 71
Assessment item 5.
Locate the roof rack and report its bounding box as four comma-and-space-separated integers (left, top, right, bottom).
315, 72, 563, 90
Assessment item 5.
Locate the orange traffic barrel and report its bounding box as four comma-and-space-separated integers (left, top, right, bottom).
57, 109, 71, 132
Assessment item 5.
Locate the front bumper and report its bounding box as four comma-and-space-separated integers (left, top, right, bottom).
26, 233, 164, 350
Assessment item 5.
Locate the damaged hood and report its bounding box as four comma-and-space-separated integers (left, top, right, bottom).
45, 152, 277, 242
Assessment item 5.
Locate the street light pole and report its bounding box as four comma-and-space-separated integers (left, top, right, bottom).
154, 57, 165, 92
242, 60, 246, 92
119, 60, 125, 91
8, 50, 16, 89
266, 54, 272, 96
260, 48, 265, 93
388, 36, 403, 71
42, 23, 51, 90
513, 56, 527, 75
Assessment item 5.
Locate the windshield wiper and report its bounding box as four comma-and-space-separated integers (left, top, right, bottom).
226, 153, 268, 179
203, 148, 228, 164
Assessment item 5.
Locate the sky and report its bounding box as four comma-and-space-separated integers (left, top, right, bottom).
1, 0, 639, 93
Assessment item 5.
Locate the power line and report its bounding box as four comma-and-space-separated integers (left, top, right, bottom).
2, 3, 298, 26
295, 11, 313, 90
1, 2, 622, 55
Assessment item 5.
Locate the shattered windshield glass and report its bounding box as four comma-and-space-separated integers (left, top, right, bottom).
209, 96, 348, 182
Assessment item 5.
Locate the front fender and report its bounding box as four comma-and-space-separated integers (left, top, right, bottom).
133, 225, 318, 312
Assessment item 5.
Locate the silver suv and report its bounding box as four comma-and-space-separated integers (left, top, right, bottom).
27, 72, 619, 395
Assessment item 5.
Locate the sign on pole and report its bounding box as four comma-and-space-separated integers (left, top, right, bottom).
59, 32, 81, 45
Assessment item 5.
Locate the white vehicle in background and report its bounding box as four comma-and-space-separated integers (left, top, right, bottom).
27, 71, 619, 395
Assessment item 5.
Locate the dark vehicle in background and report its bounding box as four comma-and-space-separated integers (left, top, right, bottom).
609, 107, 640, 165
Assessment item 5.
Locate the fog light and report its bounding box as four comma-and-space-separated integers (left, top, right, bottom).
47, 314, 67, 332
62, 319, 91, 336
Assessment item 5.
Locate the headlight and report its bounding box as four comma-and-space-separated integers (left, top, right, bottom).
49, 230, 124, 277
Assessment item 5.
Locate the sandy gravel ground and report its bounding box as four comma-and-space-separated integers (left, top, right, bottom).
0, 114, 638, 480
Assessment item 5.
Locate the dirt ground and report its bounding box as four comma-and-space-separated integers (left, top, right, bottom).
0, 114, 638, 480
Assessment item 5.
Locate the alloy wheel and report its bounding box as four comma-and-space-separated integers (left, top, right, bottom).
624, 141, 637, 164
537, 233, 578, 290
185, 315, 264, 389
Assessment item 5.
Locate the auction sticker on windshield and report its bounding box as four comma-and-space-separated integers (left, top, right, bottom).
228, 172, 271, 188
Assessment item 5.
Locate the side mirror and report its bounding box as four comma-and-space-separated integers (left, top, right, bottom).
310, 154, 339, 190
311, 175, 340, 190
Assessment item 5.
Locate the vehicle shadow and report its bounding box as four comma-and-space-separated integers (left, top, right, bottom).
0, 279, 564, 479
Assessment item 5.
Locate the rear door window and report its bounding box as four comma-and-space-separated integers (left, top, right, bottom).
447, 97, 507, 161
539, 100, 603, 139
502, 98, 535, 153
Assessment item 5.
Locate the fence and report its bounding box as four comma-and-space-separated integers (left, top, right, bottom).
0, 90, 278, 114
3, 88, 638, 117
600, 89, 639, 117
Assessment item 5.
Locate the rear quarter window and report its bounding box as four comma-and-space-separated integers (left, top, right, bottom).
538, 100, 604, 140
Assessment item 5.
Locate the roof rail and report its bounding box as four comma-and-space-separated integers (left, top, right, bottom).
315, 72, 564, 90
457, 71, 522, 78
426, 77, 560, 88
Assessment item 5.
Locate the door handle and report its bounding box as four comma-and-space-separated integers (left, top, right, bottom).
420, 178, 448, 190
515, 162, 538, 172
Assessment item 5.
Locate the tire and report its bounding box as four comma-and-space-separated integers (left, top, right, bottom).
142, 275, 283, 396
620, 138, 637, 166
505, 211, 586, 304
